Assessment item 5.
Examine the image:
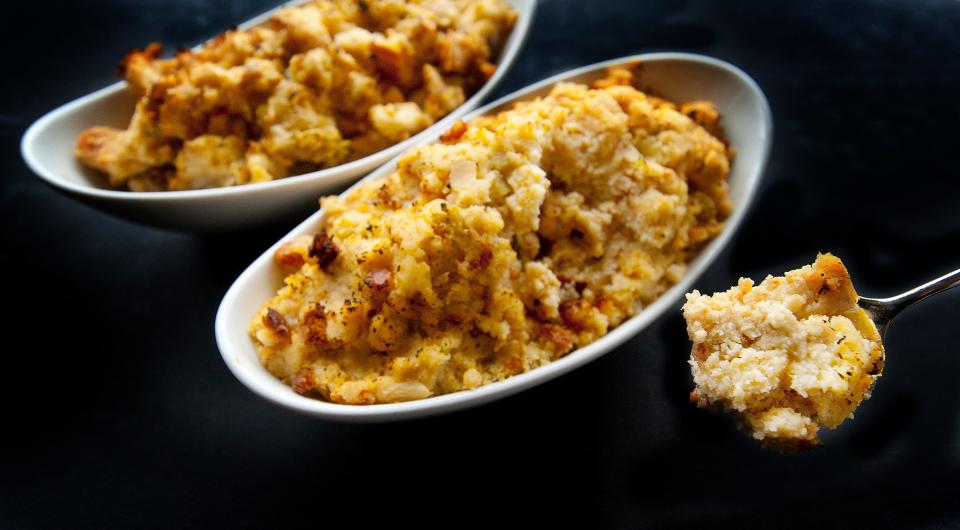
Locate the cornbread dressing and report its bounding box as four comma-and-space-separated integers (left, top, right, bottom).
75, 0, 517, 191
250, 69, 733, 404
683, 254, 885, 448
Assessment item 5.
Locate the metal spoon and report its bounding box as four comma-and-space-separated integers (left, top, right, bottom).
858, 267, 960, 337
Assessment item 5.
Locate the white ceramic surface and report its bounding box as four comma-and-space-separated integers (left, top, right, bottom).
20, 0, 535, 232
216, 53, 773, 422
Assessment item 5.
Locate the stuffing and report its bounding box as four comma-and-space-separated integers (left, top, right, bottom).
76, 0, 517, 191
250, 69, 734, 404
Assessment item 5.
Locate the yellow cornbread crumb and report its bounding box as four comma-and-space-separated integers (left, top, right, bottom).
683, 253, 885, 449
250, 69, 733, 404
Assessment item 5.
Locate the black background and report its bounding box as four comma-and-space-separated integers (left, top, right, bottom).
3, 1, 960, 528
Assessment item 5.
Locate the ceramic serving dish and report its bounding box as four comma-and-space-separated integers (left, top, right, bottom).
20, 0, 535, 232
215, 52, 773, 421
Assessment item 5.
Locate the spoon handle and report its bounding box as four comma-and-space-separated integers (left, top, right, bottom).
884, 266, 960, 307
859, 266, 960, 333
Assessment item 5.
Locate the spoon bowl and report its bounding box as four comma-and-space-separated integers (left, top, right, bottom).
215, 53, 774, 421
19, 0, 535, 232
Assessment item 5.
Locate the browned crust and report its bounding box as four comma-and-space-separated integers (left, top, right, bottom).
309, 233, 339, 271
469, 249, 493, 271
538, 323, 574, 352
263, 308, 291, 338
680, 101, 723, 137
691, 343, 710, 365
478, 61, 497, 80
801, 253, 862, 315
292, 367, 321, 396
75, 126, 119, 169
559, 300, 592, 332
302, 304, 329, 346
274, 242, 306, 271
116, 42, 163, 79
803, 253, 852, 295
590, 67, 634, 89
440, 121, 468, 143
372, 40, 418, 89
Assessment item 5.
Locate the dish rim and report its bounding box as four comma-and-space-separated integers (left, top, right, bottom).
19, 0, 536, 202
215, 52, 774, 422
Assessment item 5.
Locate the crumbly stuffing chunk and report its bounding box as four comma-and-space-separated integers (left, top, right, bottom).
76, 0, 517, 190
683, 253, 885, 449
250, 69, 733, 404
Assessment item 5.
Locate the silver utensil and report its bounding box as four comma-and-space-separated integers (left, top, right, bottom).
858, 267, 960, 337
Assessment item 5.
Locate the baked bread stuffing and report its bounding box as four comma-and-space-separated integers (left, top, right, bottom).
683, 253, 885, 449
250, 68, 733, 404
75, 0, 517, 191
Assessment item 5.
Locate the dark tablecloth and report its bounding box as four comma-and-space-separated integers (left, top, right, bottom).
3, 1, 959, 528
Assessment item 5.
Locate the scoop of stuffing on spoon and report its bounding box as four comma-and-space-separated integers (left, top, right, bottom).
682, 253, 884, 451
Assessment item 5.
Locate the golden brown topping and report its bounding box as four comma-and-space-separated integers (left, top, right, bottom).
802, 253, 852, 298
691, 343, 709, 365
559, 300, 592, 332
76, 127, 119, 163
440, 121, 468, 143
116, 42, 163, 79
681, 101, 723, 137
538, 324, 575, 352
372, 38, 418, 89
309, 233, 338, 270
77, 0, 518, 191
590, 67, 635, 89
479, 62, 497, 80
274, 242, 306, 272
116, 43, 177, 98
469, 249, 493, 271
292, 367, 320, 396
302, 304, 328, 346
263, 308, 290, 337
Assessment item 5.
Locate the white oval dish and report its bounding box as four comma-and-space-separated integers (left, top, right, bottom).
215, 53, 773, 421
20, 0, 535, 232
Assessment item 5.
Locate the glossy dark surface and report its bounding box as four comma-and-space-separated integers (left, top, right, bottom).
3, 1, 960, 528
